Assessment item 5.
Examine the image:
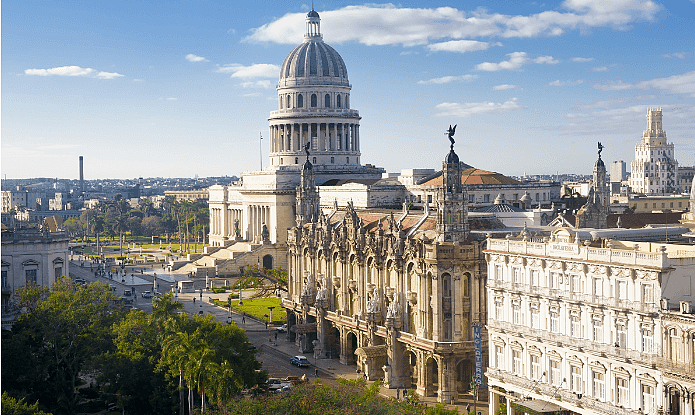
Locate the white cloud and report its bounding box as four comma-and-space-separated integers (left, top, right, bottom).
96, 71, 124, 79
476, 52, 558, 71
592, 66, 609, 72
186, 54, 209, 62
166, 97, 178, 101
492, 84, 519, 90
662, 52, 688, 59
241, 80, 273, 89
24, 65, 124, 79
427, 40, 501, 53
592, 70, 695, 96
534, 56, 560, 64
216, 63, 279, 79
37, 144, 79, 150
434, 98, 525, 117
418, 74, 477, 85
25, 66, 94, 76
572, 57, 594, 62
244, 3, 661, 47
548, 79, 584, 86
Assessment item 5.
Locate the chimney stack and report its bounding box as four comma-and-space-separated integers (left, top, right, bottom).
79, 156, 84, 193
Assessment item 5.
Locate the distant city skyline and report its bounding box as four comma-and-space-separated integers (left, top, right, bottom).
2, 1, 694, 180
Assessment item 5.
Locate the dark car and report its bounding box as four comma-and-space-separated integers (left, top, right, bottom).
74, 278, 86, 285
290, 355, 310, 367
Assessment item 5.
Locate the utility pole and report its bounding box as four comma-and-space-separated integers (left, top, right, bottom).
260, 132, 263, 170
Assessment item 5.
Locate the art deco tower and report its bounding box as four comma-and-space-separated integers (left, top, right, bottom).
630, 108, 679, 194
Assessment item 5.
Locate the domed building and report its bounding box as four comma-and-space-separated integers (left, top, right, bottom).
269, 9, 363, 170
206, 9, 382, 257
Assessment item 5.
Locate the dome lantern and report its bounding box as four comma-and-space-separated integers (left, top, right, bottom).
305, 7, 321, 40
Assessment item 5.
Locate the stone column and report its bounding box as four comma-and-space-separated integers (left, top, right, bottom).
333, 123, 337, 150
438, 356, 455, 404
432, 273, 441, 339
488, 389, 499, 415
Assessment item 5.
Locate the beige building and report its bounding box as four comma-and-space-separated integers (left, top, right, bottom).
630, 108, 679, 195
2, 227, 70, 329
283, 133, 489, 404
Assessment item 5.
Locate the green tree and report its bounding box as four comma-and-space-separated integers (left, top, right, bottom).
1, 279, 118, 415
1, 392, 53, 415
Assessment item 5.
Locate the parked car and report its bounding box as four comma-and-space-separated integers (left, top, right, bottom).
74, 278, 86, 285
266, 378, 291, 391
142, 291, 153, 299
108, 284, 116, 291
124, 289, 132, 296
290, 355, 310, 367
276, 324, 288, 333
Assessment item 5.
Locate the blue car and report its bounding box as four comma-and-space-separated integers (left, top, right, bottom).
290, 355, 310, 367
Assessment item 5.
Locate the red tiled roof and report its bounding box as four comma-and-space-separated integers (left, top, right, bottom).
422, 168, 521, 186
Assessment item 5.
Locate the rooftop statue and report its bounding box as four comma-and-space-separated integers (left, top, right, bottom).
598, 142, 604, 158
304, 141, 310, 159
447, 124, 457, 149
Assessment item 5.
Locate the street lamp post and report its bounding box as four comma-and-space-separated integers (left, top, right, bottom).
268, 306, 275, 328
239, 286, 243, 306
199, 290, 203, 315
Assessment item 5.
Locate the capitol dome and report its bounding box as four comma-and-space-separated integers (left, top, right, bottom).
278, 9, 349, 86
268, 7, 362, 171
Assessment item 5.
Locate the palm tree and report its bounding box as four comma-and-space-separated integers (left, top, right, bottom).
207, 361, 243, 415
185, 342, 216, 413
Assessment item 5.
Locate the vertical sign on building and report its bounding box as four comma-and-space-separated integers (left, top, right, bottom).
473, 324, 482, 385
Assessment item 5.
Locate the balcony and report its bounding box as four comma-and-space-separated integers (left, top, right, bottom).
487, 320, 660, 365
487, 368, 640, 415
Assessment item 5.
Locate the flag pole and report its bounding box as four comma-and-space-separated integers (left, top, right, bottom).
259, 131, 263, 170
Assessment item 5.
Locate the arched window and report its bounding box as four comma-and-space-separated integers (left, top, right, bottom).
336, 94, 341, 108
295, 157, 299, 164
286, 94, 291, 108
297, 94, 303, 108
312, 157, 316, 164
279, 96, 283, 109
311, 94, 317, 107
346, 96, 349, 108
325, 94, 330, 108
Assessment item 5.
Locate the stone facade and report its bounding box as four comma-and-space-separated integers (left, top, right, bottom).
484, 227, 695, 415
630, 108, 679, 195
283, 140, 489, 404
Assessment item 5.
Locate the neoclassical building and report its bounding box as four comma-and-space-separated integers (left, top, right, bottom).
208, 9, 382, 252
630, 108, 680, 195
283, 137, 489, 404
484, 225, 695, 415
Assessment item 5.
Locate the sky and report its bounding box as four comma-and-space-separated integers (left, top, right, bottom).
2, 0, 694, 180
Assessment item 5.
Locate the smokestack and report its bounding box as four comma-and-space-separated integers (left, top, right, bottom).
79, 156, 84, 193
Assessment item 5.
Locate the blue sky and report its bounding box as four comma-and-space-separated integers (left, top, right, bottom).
2, 0, 694, 180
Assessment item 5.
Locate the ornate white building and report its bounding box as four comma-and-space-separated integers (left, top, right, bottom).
630, 108, 679, 195
484, 226, 695, 415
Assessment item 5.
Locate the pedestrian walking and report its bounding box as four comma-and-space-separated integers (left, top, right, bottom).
403, 389, 407, 400
466, 404, 470, 414
265, 321, 268, 330
396, 389, 400, 400
242, 314, 246, 324
275, 331, 278, 341
193, 297, 196, 304
314, 368, 318, 377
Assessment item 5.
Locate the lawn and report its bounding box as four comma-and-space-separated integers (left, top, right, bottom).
228, 297, 285, 324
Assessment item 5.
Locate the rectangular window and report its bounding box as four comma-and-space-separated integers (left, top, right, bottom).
530, 308, 539, 329
513, 350, 522, 375
550, 273, 560, 289
531, 270, 540, 287
550, 360, 561, 386
495, 265, 504, 281
571, 365, 582, 393
642, 329, 653, 353
550, 311, 559, 333
496, 345, 504, 369
25, 269, 37, 286
616, 322, 627, 348
572, 275, 581, 293
593, 277, 602, 296
495, 301, 503, 321
593, 371, 605, 400
1, 270, 7, 288
513, 267, 522, 284
55, 266, 62, 279
571, 316, 581, 338
531, 355, 541, 380
513, 306, 522, 325
642, 284, 654, 303
617, 281, 627, 299
593, 319, 603, 343
617, 378, 629, 406
642, 384, 655, 414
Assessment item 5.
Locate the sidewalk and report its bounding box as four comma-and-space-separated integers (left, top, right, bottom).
176, 290, 488, 414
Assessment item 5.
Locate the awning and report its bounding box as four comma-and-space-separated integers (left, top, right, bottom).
512, 400, 571, 415
354, 345, 388, 358
290, 323, 316, 333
